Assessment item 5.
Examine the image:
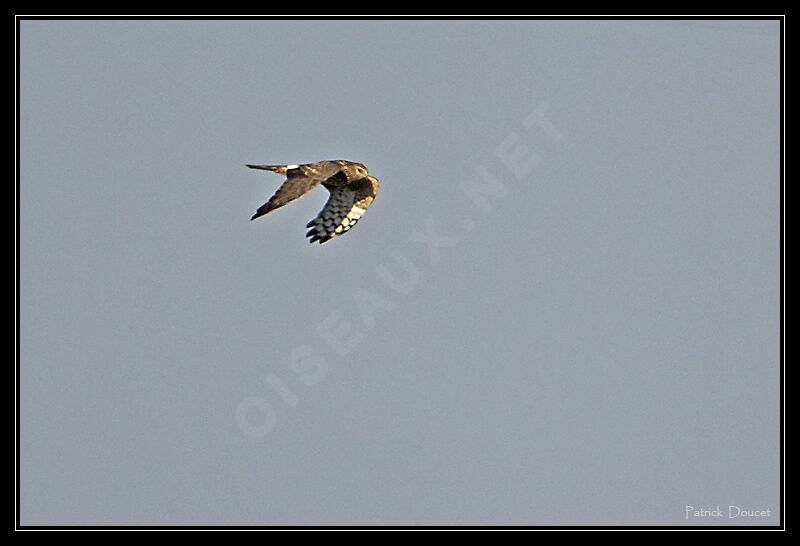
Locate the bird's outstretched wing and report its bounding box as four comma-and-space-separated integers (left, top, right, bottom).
306, 176, 379, 244
248, 162, 343, 221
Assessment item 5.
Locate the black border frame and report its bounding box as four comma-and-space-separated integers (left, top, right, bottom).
13, 13, 786, 532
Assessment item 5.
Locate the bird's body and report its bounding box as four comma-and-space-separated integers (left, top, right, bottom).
247, 160, 379, 244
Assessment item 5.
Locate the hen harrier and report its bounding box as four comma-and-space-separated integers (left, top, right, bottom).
248, 160, 380, 244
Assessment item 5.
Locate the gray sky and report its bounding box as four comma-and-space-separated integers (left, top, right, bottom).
19, 19, 781, 526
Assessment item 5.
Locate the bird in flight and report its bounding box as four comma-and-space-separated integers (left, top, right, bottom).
248, 160, 380, 244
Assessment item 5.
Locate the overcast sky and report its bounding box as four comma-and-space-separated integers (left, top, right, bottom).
19, 19, 781, 526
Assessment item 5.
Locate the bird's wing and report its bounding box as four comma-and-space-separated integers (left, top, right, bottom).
306, 176, 379, 244
249, 162, 344, 221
